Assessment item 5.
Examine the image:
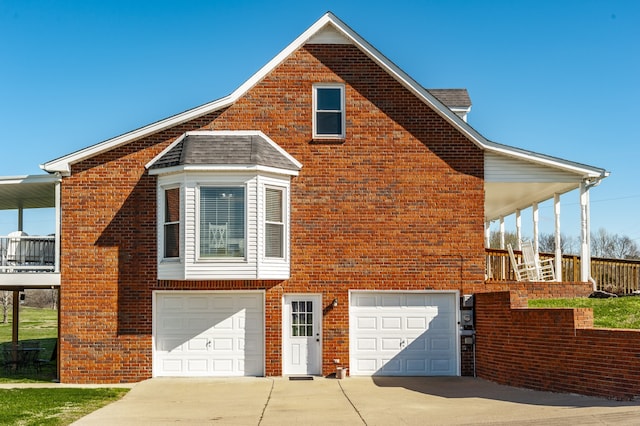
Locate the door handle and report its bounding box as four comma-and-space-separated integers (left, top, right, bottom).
400, 339, 406, 348
206, 340, 211, 348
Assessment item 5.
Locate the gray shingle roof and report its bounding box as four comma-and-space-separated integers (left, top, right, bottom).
150, 134, 300, 171
427, 89, 471, 109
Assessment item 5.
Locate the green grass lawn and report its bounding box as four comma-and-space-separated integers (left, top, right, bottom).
529, 296, 640, 329
1, 306, 58, 383
0, 388, 129, 426
0, 306, 58, 342
1, 306, 130, 424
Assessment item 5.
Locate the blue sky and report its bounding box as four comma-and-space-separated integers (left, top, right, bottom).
0, 0, 639, 243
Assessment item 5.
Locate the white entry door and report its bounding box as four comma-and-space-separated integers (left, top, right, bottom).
283, 294, 322, 375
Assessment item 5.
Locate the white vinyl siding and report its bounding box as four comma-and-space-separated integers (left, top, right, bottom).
157, 172, 291, 280
485, 152, 580, 183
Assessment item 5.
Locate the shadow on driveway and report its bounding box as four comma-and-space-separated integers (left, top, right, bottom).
370, 376, 636, 407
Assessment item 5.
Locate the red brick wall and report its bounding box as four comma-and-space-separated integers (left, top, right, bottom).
482, 280, 592, 301
59, 44, 485, 382
475, 291, 640, 400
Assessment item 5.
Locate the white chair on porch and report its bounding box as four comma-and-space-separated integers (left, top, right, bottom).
521, 240, 556, 281
6, 230, 28, 265
507, 243, 537, 281
507, 241, 556, 282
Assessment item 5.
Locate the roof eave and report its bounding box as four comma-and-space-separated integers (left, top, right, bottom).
41, 95, 235, 174
148, 164, 300, 177
485, 142, 610, 180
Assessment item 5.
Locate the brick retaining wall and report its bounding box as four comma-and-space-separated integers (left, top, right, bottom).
475, 291, 640, 400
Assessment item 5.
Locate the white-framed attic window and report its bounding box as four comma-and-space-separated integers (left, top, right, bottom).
313, 84, 345, 139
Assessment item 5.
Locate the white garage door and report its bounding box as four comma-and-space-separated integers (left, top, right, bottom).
154, 292, 264, 377
350, 292, 459, 376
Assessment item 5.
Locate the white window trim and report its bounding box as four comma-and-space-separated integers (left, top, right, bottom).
160, 184, 182, 263
264, 185, 287, 260
312, 83, 345, 139
195, 183, 248, 262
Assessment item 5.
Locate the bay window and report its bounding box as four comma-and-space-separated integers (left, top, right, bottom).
199, 186, 245, 258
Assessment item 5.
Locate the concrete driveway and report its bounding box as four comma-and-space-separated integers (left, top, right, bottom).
73, 376, 640, 425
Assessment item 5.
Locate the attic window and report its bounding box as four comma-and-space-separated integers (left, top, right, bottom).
313, 84, 345, 138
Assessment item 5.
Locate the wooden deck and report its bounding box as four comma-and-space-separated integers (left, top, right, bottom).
486, 248, 640, 294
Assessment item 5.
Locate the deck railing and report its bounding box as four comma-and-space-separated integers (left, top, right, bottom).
486, 248, 640, 294
0, 235, 56, 273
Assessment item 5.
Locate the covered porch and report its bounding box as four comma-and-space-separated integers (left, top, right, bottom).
0, 174, 60, 360
483, 146, 609, 286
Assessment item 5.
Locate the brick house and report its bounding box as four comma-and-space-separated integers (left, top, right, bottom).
0, 13, 608, 383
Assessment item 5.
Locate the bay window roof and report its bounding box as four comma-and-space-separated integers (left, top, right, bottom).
147, 131, 302, 174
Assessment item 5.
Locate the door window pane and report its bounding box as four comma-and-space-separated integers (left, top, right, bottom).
291, 300, 314, 337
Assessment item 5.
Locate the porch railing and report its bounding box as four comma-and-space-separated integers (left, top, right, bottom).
0, 235, 56, 273
486, 248, 640, 294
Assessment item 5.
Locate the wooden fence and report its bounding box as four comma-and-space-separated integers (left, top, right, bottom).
486, 248, 640, 294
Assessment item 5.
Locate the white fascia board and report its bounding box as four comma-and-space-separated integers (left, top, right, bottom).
485, 144, 610, 180
149, 164, 299, 177
144, 132, 189, 170
39, 11, 604, 185
41, 95, 235, 175
0, 174, 61, 185
317, 14, 492, 150
42, 12, 484, 175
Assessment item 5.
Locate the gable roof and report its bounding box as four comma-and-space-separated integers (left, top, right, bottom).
40, 12, 608, 184
146, 131, 301, 175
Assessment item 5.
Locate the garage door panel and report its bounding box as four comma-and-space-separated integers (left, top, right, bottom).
186, 337, 208, 351
406, 359, 427, 373
186, 296, 210, 310
430, 336, 453, 351
381, 294, 402, 306
155, 292, 264, 377
406, 317, 427, 329
405, 336, 427, 351
381, 338, 401, 350
356, 316, 377, 329
381, 317, 401, 329
350, 292, 458, 377
380, 358, 401, 373
357, 338, 376, 351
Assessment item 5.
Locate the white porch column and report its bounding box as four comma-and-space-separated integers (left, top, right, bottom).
55, 179, 61, 274
515, 209, 522, 250
499, 216, 505, 249
580, 181, 592, 283
554, 194, 562, 281
532, 202, 539, 253
484, 221, 491, 248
